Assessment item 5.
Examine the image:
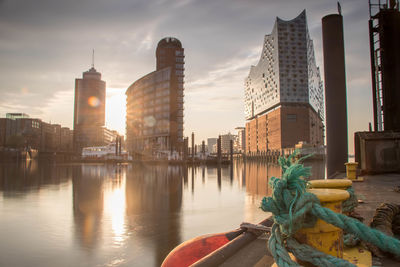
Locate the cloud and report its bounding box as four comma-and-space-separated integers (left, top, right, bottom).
34, 90, 74, 126
187, 46, 260, 91
0, 0, 375, 152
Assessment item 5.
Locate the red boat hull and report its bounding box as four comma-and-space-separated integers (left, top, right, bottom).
161, 229, 243, 267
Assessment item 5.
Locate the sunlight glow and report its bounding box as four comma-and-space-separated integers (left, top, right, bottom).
106, 88, 126, 136
88, 96, 100, 107
21, 87, 29, 94
104, 175, 127, 247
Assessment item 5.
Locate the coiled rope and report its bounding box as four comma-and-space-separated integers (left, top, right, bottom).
261, 152, 400, 267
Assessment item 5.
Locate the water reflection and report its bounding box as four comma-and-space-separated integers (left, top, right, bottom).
0, 161, 71, 195
105, 174, 126, 247
72, 165, 105, 250
0, 159, 325, 267
125, 163, 183, 266
242, 159, 325, 197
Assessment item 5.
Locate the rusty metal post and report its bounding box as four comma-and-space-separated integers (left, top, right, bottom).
295, 189, 349, 258
217, 135, 221, 165
322, 13, 348, 176
202, 140, 205, 160
230, 139, 233, 164
191, 132, 194, 161
183, 137, 188, 161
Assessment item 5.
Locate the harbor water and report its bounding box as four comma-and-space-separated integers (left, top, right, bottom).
0, 159, 324, 267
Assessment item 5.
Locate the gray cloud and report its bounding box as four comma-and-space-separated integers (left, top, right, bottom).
0, 0, 374, 151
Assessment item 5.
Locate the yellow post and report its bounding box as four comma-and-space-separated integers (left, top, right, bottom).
295, 188, 349, 258
308, 179, 353, 216
308, 179, 352, 190
271, 187, 371, 266
344, 162, 358, 180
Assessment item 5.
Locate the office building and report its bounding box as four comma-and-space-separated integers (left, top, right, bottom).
244, 10, 324, 153
73, 63, 106, 152
6, 113, 29, 120
207, 138, 217, 154
220, 133, 236, 153
0, 113, 73, 152
235, 127, 246, 153
126, 37, 184, 156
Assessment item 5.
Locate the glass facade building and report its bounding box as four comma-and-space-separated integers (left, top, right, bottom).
245, 10, 324, 120
244, 11, 325, 152
126, 37, 184, 156
73, 66, 107, 152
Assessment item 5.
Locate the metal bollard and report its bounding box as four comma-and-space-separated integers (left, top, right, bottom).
308, 179, 352, 190
271, 188, 350, 267
295, 188, 349, 259
344, 162, 358, 180
308, 179, 354, 216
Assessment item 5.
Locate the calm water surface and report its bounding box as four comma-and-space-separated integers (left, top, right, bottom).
0, 160, 324, 267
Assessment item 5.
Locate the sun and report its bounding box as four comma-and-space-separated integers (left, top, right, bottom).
106, 88, 126, 136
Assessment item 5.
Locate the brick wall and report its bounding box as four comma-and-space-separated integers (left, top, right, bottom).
245, 105, 323, 154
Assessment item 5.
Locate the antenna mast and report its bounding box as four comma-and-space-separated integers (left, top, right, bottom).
92, 49, 95, 68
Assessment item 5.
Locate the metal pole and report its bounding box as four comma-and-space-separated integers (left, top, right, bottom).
191, 132, 194, 160
217, 135, 221, 164
369, 19, 379, 131
230, 139, 233, 164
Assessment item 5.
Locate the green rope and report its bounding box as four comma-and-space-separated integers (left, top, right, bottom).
342, 187, 360, 247
268, 225, 299, 267
286, 238, 356, 267
343, 233, 360, 247
342, 187, 358, 214
261, 153, 400, 267
312, 206, 400, 256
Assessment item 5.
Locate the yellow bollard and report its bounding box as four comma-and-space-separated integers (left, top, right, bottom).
271, 188, 349, 267
308, 179, 353, 216
344, 162, 359, 181
271, 187, 371, 267
308, 179, 352, 190
307, 180, 372, 266
295, 188, 349, 259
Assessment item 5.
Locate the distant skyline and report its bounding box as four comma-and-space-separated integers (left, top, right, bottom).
0, 0, 374, 153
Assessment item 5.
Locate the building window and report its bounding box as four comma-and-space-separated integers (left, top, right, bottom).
31, 121, 40, 129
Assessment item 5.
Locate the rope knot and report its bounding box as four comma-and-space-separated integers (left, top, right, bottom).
261, 152, 318, 237
262, 151, 400, 267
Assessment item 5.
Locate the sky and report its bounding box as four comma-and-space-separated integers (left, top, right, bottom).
0, 0, 374, 154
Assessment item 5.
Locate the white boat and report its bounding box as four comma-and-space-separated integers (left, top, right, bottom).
82, 144, 131, 160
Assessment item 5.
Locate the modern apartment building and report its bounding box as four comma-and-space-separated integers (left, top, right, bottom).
126, 37, 184, 156
207, 138, 218, 154
73, 64, 107, 152
220, 133, 236, 153
244, 10, 324, 153
235, 127, 246, 153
